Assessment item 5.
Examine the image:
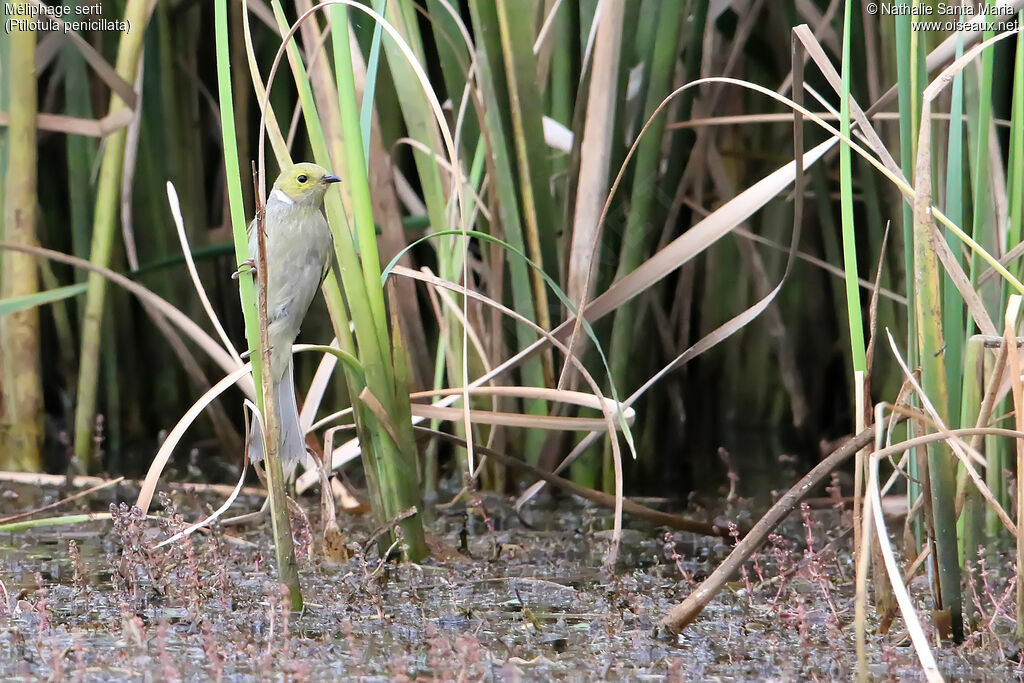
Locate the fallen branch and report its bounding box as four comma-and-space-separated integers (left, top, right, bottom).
0, 476, 124, 524
0, 470, 265, 498
659, 417, 901, 633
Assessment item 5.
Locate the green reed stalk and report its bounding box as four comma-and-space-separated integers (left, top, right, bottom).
912, 48, 963, 648
72, 0, 153, 471
968, 2, 997, 318
894, 0, 922, 546
0, 3, 42, 471
328, 3, 427, 558
215, 0, 301, 608
960, 335, 984, 630
839, 2, 866, 382
945, 30, 965, 422
839, 2, 868, 586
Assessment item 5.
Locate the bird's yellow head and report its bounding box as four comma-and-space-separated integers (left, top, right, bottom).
271, 163, 341, 206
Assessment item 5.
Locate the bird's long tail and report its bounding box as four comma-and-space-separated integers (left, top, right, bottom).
247, 359, 305, 480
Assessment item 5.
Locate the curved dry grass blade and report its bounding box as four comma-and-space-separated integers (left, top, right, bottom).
120, 58, 145, 270
583, 135, 836, 325
298, 337, 340, 432
579, 72, 1022, 331
791, 23, 901, 178
866, 445, 942, 681
136, 364, 254, 515
409, 405, 620, 431
411, 386, 634, 417
563, 0, 624, 383
521, 257, 796, 507
409, 383, 635, 431
151, 403, 253, 550
166, 182, 242, 365
562, 75, 846, 383
0, 243, 249, 391
876, 413, 942, 671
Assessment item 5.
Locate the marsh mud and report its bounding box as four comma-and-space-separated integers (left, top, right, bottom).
0, 482, 1021, 680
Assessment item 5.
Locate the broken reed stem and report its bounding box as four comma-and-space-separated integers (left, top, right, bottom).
252, 164, 302, 611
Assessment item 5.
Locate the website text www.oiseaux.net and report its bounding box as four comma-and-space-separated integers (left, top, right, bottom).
864, 2, 1020, 33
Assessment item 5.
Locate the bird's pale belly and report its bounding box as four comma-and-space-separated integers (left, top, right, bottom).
261, 229, 331, 378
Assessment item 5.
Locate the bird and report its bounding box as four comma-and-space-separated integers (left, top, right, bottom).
244, 162, 340, 478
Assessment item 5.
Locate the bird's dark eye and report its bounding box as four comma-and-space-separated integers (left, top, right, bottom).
297, 174, 308, 183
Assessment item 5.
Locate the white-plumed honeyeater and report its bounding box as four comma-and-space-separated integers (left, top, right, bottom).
246, 162, 340, 476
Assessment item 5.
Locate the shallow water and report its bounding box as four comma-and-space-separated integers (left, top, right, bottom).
0, 482, 1020, 680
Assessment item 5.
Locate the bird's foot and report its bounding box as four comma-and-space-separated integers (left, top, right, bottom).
232, 258, 256, 280
239, 345, 273, 360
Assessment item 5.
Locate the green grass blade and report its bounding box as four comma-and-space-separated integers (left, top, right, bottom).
359, 0, 388, 168
0, 283, 89, 316
839, 0, 865, 376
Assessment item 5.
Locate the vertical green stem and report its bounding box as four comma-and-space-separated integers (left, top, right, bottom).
944, 30, 965, 421
914, 104, 963, 642
216, 0, 300, 608
329, 3, 427, 558
72, 0, 153, 471
895, 0, 922, 548
839, 1, 866, 377
0, 2, 43, 471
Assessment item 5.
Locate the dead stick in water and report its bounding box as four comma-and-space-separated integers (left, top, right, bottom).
659, 418, 900, 633
0, 470, 266, 498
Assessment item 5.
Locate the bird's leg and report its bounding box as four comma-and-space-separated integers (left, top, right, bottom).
232, 258, 257, 280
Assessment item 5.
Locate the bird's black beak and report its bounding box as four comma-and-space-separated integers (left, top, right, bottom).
322, 174, 342, 184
